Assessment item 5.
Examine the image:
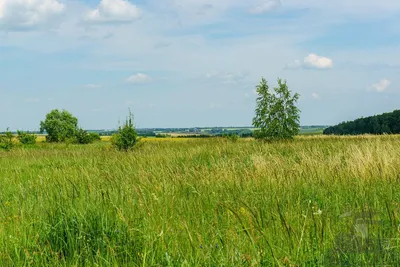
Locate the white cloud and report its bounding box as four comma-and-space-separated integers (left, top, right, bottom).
126, 73, 151, 83
311, 92, 320, 99
370, 79, 391, 92
304, 54, 333, 69
286, 53, 333, 70
84, 0, 141, 23
0, 0, 64, 31
249, 0, 281, 14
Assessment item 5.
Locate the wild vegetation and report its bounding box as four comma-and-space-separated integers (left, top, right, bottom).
40, 109, 101, 145
2, 78, 399, 265
16, 131, 37, 145
111, 111, 139, 151
1, 136, 400, 266
0, 129, 13, 151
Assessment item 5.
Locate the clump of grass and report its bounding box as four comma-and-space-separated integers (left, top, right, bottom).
36, 207, 144, 265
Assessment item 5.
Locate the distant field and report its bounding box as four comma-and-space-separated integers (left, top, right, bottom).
1, 135, 399, 266
299, 127, 325, 135
37, 128, 325, 143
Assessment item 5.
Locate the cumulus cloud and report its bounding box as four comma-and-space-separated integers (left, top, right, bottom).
0, 0, 64, 30
249, 0, 281, 14
304, 54, 333, 69
84, 0, 141, 23
286, 53, 333, 70
126, 73, 151, 83
370, 79, 391, 92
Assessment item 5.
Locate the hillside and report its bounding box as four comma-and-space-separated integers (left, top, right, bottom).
324, 110, 400, 135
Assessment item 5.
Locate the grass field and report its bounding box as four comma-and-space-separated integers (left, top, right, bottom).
1, 136, 400, 266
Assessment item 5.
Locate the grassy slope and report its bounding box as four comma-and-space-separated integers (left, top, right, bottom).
1, 136, 400, 266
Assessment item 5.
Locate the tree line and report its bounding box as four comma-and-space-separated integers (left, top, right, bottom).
1, 77, 303, 150
323, 110, 400, 135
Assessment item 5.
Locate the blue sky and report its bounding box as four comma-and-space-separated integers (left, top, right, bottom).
0, 0, 399, 130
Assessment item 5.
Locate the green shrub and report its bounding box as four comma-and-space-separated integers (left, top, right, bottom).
17, 131, 37, 145
73, 129, 101, 144
74, 128, 91, 144
112, 111, 138, 151
0, 129, 14, 151
89, 132, 101, 142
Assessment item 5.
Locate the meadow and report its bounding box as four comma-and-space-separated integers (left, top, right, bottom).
1, 135, 400, 266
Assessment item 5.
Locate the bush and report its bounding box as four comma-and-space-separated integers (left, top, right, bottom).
89, 132, 101, 142
0, 129, 14, 151
17, 131, 37, 145
112, 111, 138, 151
72, 129, 101, 144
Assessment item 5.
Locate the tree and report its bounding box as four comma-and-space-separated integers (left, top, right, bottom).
112, 111, 138, 151
323, 110, 400, 136
40, 109, 78, 142
252, 77, 300, 141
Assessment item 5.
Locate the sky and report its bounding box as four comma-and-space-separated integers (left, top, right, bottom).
0, 0, 399, 130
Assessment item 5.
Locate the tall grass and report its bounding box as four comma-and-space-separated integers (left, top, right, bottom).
1, 136, 400, 266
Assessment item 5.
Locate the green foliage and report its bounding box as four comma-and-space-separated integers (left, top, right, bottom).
0, 128, 13, 151
17, 131, 37, 145
40, 109, 78, 142
324, 110, 400, 135
89, 132, 101, 141
155, 134, 170, 138
72, 128, 101, 144
252, 77, 301, 141
112, 111, 138, 151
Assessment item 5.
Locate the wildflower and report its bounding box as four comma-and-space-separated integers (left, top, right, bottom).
313, 209, 322, 216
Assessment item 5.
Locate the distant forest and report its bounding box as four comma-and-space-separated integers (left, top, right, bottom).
323, 110, 400, 135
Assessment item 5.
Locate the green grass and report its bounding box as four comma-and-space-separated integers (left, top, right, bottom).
1, 136, 400, 266
299, 128, 325, 135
